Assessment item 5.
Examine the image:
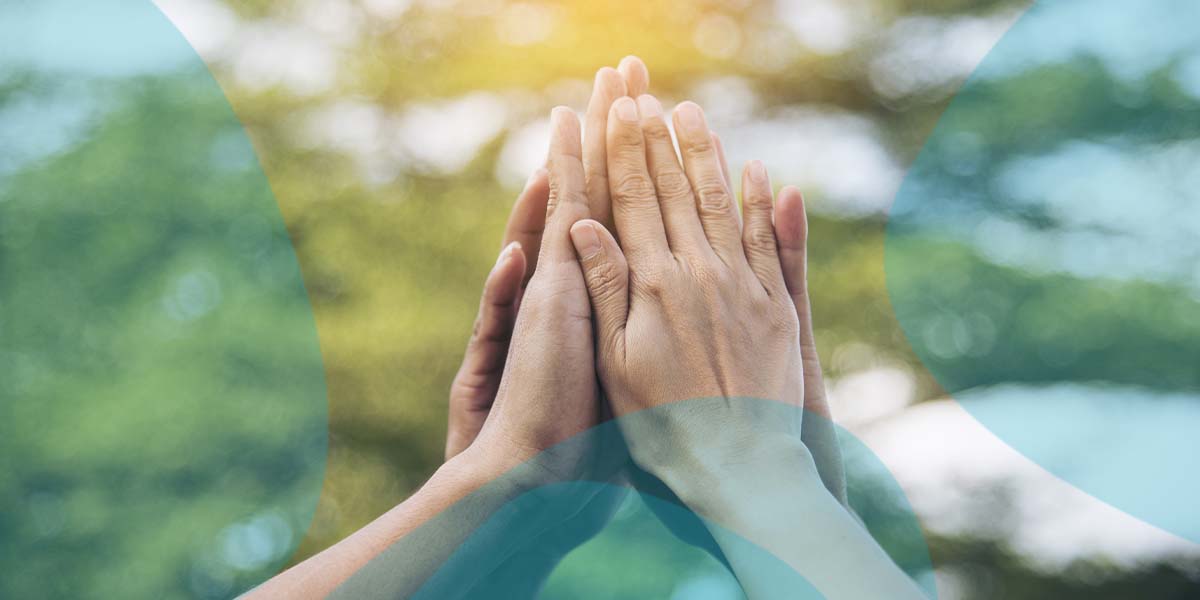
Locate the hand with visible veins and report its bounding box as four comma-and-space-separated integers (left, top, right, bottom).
445, 58, 847, 577
568, 95, 921, 599
572, 93, 808, 446
249, 57, 855, 600
449, 55, 844, 504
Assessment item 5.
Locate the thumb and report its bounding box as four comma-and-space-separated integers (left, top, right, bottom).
569, 219, 628, 358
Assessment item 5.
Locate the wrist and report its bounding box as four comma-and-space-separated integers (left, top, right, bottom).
618, 397, 824, 512
652, 430, 830, 518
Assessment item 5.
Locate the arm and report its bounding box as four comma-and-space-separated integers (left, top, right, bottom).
246, 106, 607, 599
569, 95, 923, 599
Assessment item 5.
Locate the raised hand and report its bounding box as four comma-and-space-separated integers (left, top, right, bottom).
445, 168, 546, 460
569, 96, 922, 599
445, 59, 636, 462
570, 94, 807, 451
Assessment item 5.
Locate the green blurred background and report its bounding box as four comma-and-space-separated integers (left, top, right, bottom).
3, 0, 1199, 597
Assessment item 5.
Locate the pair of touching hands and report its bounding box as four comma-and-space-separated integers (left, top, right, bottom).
254, 56, 923, 600
448, 56, 844, 499
440, 57, 927, 599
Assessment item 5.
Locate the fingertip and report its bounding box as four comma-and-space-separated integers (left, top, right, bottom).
551, 105, 578, 126
550, 107, 582, 157
636, 94, 663, 119
569, 220, 603, 259
740, 159, 766, 189
594, 66, 626, 97
775, 186, 808, 246
618, 55, 649, 95
496, 240, 525, 268
778, 185, 805, 208
514, 167, 550, 215
523, 166, 549, 193
611, 96, 639, 123
618, 55, 644, 71
672, 101, 707, 138
488, 241, 527, 300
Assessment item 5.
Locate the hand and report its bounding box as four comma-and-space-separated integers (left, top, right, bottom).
571, 95, 806, 444
434, 59, 651, 599
445, 57, 647, 464
444, 168, 546, 460
446, 57, 648, 477
569, 96, 920, 600
252, 64, 646, 600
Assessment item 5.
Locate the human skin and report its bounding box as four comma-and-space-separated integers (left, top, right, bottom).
447, 56, 845, 503
247, 57, 855, 598
444, 57, 647, 460
245, 95, 610, 599
568, 95, 924, 599
442, 57, 848, 593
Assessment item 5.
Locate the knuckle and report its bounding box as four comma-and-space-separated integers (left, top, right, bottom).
613, 123, 645, 148
630, 264, 668, 298
654, 170, 692, 199
745, 225, 777, 252
587, 262, 625, 299
611, 172, 656, 203
694, 179, 732, 214
642, 122, 674, 145
683, 134, 715, 156
747, 186, 773, 207
547, 183, 586, 214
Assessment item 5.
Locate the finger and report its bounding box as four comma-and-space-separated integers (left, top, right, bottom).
776, 186, 847, 504
569, 220, 628, 361
636, 94, 710, 258
448, 242, 527, 457
712, 132, 741, 229
740, 160, 784, 294
583, 67, 627, 232
672, 101, 746, 268
711, 131, 735, 200
502, 168, 549, 287
606, 96, 670, 264
775, 187, 824, 415
542, 106, 590, 264
618, 55, 650, 98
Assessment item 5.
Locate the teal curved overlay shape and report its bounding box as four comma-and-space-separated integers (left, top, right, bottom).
0, 2, 328, 598
886, 0, 1200, 543
331, 399, 934, 599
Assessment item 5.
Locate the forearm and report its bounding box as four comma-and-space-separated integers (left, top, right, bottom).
631, 406, 925, 600
244, 447, 532, 600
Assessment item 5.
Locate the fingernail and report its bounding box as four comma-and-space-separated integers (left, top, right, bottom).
675, 101, 705, 136
748, 160, 767, 184
570, 223, 602, 258
594, 67, 617, 91
496, 241, 519, 267
551, 106, 574, 125
637, 94, 662, 118
614, 97, 638, 123
524, 168, 544, 189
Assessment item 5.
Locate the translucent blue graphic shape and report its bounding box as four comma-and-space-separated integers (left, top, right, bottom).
0, 2, 328, 597
331, 400, 935, 599
886, 0, 1200, 544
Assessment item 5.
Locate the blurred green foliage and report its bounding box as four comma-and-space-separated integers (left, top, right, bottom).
0, 68, 326, 597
